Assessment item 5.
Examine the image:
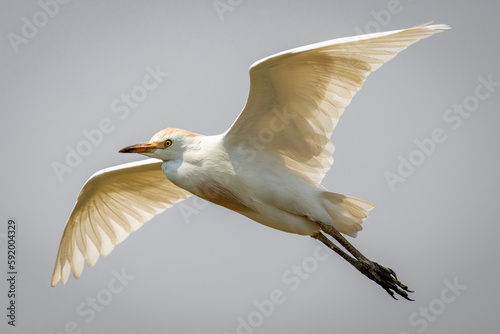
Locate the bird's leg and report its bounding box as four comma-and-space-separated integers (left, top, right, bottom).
311, 232, 373, 276
313, 223, 413, 301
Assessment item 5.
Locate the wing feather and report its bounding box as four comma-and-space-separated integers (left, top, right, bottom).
225, 23, 449, 185
51, 158, 192, 286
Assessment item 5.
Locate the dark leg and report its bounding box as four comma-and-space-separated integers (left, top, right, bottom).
312, 226, 413, 301
311, 232, 374, 277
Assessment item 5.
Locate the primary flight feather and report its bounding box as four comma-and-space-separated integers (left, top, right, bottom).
52, 23, 449, 299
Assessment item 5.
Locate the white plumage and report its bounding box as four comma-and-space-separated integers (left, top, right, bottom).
51, 159, 192, 285
52, 23, 449, 299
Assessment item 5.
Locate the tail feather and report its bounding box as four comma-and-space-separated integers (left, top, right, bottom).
320, 192, 374, 238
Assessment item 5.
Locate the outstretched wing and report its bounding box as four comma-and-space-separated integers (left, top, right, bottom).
224, 23, 449, 186
51, 158, 192, 286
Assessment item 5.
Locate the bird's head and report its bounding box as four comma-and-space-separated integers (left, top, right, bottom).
119, 127, 202, 161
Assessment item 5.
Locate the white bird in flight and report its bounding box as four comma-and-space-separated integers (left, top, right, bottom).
52, 22, 449, 300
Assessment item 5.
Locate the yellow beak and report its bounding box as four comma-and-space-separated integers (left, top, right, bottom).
119, 142, 160, 153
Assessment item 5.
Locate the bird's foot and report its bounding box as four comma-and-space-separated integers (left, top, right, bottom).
358, 260, 413, 300
311, 231, 413, 300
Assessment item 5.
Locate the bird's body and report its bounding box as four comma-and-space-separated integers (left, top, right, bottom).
163, 133, 315, 235
52, 23, 449, 299
152, 129, 369, 237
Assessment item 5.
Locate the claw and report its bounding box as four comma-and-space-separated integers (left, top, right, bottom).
387, 267, 397, 279
365, 262, 413, 301
386, 288, 398, 300
404, 295, 414, 301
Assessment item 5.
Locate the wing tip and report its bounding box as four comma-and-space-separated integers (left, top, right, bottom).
51, 270, 66, 287
51, 262, 61, 287
420, 22, 451, 32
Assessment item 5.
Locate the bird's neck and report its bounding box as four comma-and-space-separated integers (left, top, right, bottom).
161, 134, 226, 188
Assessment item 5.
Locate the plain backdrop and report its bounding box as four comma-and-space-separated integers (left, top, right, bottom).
1, 1, 499, 333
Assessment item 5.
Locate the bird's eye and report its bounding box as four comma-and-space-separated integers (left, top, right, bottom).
164, 139, 172, 147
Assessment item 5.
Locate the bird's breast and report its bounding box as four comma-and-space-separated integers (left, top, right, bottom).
161, 158, 253, 213
195, 179, 252, 212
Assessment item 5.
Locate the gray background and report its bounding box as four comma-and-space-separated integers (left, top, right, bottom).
1, 0, 499, 333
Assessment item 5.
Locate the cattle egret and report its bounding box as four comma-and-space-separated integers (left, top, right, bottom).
52, 23, 449, 300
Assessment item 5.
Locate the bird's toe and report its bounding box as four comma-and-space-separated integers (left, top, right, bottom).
365, 261, 413, 301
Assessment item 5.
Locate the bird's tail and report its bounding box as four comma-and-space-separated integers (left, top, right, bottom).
319, 192, 374, 238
